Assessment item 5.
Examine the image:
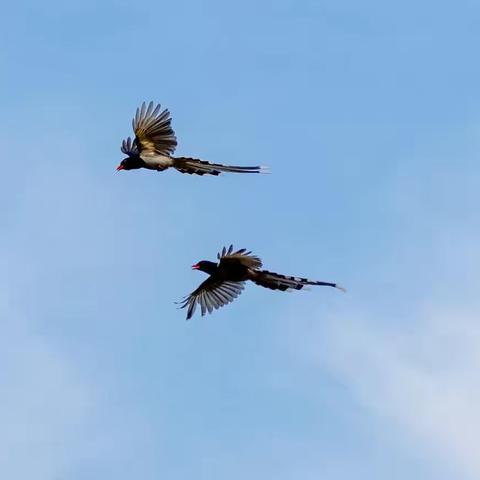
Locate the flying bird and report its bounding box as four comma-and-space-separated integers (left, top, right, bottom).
117, 102, 267, 175
178, 245, 345, 320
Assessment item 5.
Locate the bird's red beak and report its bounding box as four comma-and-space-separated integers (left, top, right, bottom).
116, 164, 124, 171
191, 263, 200, 270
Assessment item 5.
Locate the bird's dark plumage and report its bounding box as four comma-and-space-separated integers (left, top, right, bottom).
178, 245, 345, 320
117, 102, 267, 175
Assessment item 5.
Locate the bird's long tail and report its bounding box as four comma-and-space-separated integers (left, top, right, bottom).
173, 157, 268, 176
250, 269, 346, 293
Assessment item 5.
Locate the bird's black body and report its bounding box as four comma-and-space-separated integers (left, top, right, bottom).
195, 259, 250, 281
179, 245, 345, 320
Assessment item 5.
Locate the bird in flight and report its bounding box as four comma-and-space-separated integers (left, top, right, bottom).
117, 102, 267, 176
178, 245, 345, 320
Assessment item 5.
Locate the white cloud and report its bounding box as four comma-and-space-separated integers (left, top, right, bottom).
302, 304, 480, 480
0, 146, 160, 480
0, 299, 94, 479
282, 131, 480, 480
0, 240, 160, 480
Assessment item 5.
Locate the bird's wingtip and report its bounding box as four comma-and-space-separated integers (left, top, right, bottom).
335, 285, 347, 293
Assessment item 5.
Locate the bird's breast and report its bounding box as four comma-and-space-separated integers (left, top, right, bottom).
140, 153, 174, 171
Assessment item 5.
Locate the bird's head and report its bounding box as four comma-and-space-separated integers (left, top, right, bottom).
116, 156, 143, 171
192, 260, 217, 275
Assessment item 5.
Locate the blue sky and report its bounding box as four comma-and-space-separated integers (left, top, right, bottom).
2, 1, 480, 479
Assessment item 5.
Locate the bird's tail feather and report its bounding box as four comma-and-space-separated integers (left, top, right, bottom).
173, 157, 268, 176
251, 269, 346, 293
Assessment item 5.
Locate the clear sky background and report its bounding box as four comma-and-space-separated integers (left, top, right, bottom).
1, 1, 480, 479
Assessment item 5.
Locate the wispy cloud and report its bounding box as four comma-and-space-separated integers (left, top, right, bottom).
0, 142, 161, 480
0, 299, 94, 479
317, 307, 480, 478
286, 132, 480, 479
292, 236, 480, 480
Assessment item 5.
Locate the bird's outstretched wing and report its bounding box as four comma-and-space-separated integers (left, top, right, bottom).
177, 277, 245, 320
120, 136, 139, 156
217, 245, 263, 270
133, 101, 177, 156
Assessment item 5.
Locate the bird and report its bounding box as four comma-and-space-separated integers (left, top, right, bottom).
178, 245, 346, 320
117, 101, 267, 176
